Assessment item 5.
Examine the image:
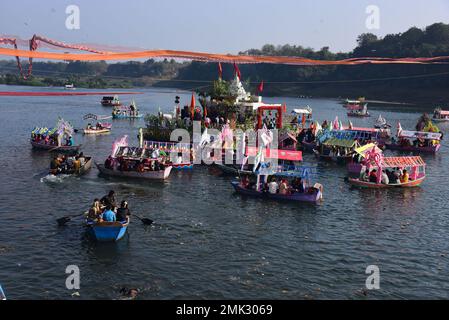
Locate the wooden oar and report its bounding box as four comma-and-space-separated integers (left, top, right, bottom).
57, 212, 87, 226
133, 214, 153, 225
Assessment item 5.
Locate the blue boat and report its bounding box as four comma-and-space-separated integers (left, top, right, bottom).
0, 284, 6, 300
86, 219, 129, 242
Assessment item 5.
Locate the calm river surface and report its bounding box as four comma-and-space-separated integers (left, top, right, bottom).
0, 85, 448, 299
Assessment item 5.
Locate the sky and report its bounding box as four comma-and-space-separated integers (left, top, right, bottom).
1, 0, 449, 54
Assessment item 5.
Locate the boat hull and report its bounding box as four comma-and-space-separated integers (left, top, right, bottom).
83, 128, 111, 134
231, 181, 321, 203
30, 140, 80, 153
87, 220, 128, 242
348, 176, 425, 188
385, 143, 440, 153
96, 163, 172, 180
172, 163, 194, 170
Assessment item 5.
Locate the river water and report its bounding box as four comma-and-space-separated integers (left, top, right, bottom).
0, 84, 448, 300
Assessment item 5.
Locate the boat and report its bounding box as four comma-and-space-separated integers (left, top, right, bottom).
50, 156, 93, 176
112, 100, 143, 119
343, 97, 366, 107
83, 127, 111, 135
347, 103, 370, 117
291, 106, 313, 126
101, 95, 121, 107
30, 119, 81, 153
374, 114, 391, 129
385, 122, 441, 153
0, 284, 6, 300
347, 155, 426, 189
432, 108, 449, 122
96, 135, 173, 180
86, 219, 129, 242
64, 83, 75, 90
82, 113, 112, 134
313, 136, 361, 164
232, 181, 322, 203
231, 163, 322, 203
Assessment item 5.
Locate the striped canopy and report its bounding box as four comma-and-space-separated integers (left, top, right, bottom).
322, 138, 356, 148
382, 156, 425, 168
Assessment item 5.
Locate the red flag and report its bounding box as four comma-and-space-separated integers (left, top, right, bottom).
190, 93, 196, 120
218, 62, 223, 79
257, 80, 264, 93
233, 62, 241, 80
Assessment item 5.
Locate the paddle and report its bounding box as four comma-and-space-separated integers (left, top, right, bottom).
57, 212, 87, 226
133, 214, 154, 226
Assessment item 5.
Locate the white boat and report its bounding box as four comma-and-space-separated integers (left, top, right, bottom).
374, 114, 390, 129
64, 84, 75, 90
432, 108, 449, 122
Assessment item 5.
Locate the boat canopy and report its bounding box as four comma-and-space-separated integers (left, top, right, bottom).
246, 146, 303, 161
32, 127, 57, 135
83, 113, 98, 120
256, 163, 317, 178
399, 130, 441, 140
115, 146, 166, 159
322, 138, 357, 148
318, 129, 380, 144
381, 156, 425, 168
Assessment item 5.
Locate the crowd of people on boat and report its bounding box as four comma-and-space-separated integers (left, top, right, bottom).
86, 122, 107, 130
50, 152, 87, 175
31, 132, 74, 147
240, 175, 311, 195
359, 167, 410, 185
87, 190, 131, 223
104, 154, 168, 172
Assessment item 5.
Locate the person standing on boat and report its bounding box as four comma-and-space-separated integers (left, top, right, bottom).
101, 190, 117, 210
116, 201, 131, 222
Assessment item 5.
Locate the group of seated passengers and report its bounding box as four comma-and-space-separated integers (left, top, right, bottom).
104, 155, 167, 172
50, 152, 86, 174
240, 176, 307, 195
32, 133, 74, 146
360, 167, 410, 184
398, 138, 438, 148
86, 122, 105, 130
87, 190, 131, 223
